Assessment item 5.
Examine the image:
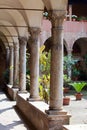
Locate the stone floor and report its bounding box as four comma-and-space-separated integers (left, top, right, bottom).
0, 90, 33, 130
63, 91, 87, 124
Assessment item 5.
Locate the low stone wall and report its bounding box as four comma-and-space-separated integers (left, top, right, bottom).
16, 93, 71, 130
7, 85, 19, 100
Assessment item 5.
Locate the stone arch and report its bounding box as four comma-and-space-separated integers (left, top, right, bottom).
0, 0, 29, 26
64, 39, 68, 55
44, 37, 52, 52
43, 37, 68, 55
0, 25, 14, 45
72, 37, 87, 81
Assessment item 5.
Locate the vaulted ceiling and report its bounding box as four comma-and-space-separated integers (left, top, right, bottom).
0, 0, 44, 47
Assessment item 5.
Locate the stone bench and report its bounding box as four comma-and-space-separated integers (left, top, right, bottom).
63, 124, 87, 130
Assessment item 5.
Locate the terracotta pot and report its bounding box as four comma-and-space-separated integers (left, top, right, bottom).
63, 97, 70, 105
75, 93, 83, 100
64, 87, 69, 93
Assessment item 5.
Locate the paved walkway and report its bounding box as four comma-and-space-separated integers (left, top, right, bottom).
0, 90, 87, 130
64, 91, 87, 124
0, 90, 32, 130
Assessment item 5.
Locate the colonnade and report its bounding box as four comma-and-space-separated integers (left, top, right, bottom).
7, 13, 69, 115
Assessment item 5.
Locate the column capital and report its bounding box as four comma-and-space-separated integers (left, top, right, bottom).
49, 10, 66, 27
28, 27, 41, 41
14, 42, 19, 51
18, 36, 28, 45
9, 45, 14, 51
67, 49, 72, 54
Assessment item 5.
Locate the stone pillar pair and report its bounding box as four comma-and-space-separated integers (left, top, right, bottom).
9, 37, 27, 93
9, 43, 19, 87
9, 32, 40, 96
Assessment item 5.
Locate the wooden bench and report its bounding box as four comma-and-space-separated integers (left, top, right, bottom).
63, 124, 87, 130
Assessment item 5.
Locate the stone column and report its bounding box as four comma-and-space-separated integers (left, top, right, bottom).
69, 4, 72, 21
47, 12, 66, 114
19, 37, 27, 92
9, 46, 14, 85
13, 42, 19, 88
6, 46, 10, 68
29, 27, 40, 100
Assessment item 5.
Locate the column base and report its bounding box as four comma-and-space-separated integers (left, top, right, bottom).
18, 90, 28, 94
12, 84, 19, 88
27, 95, 41, 101
45, 109, 67, 115
47, 112, 71, 130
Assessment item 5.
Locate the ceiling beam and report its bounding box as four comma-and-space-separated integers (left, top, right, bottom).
0, 7, 43, 11
0, 25, 28, 28
0, 35, 18, 37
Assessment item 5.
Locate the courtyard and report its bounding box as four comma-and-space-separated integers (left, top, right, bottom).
64, 90, 87, 124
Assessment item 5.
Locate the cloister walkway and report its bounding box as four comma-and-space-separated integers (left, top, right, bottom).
0, 89, 87, 130
0, 90, 33, 130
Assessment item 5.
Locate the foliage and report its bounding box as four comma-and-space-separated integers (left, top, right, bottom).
39, 74, 50, 103
63, 74, 71, 87
39, 45, 51, 103
77, 16, 87, 21
83, 54, 87, 66
64, 55, 78, 72
26, 70, 30, 91
72, 68, 80, 77
3, 68, 9, 84
39, 45, 51, 75
69, 82, 87, 93
64, 54, 78, 80
26, 51, 30, 91
64, 74, 71, 83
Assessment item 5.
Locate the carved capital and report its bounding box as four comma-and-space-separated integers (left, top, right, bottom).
49, 10, 66, 27
67, 49, 72, 55
14, 42, 19, 51
18, 36, 28, 46
9, 45, 14, 52
28, 27, 41, 42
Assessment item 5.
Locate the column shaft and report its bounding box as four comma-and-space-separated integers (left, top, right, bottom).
9, 46, 14, 85
13, 43, 19, 88
6, 47, 10, 68
19, 37, 27, 92
48, 14, 65, 112
29, 27, 40, 100
69, 4, 72, 21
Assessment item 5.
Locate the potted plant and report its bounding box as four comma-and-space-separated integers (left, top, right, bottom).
69, 82, 87, 100
63, 95, 70, 105
63, 84, 70, 105
72, 15, 77, 21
